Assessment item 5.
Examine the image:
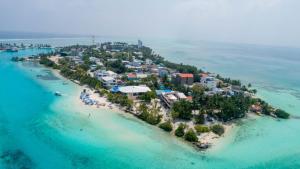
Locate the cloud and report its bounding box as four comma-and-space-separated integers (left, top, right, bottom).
0, 0, 299, 47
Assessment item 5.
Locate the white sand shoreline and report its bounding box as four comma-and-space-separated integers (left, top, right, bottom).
49, 67, 235, 149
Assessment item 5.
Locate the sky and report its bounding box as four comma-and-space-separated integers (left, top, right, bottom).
1, 0, 300, 47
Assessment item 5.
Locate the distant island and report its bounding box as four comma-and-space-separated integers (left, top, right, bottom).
11, 41, 290, 150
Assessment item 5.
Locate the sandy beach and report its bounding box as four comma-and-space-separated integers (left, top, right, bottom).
49, 66, 234, 148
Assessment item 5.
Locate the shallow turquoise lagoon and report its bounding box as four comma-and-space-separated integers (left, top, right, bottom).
0, 39, 300, 169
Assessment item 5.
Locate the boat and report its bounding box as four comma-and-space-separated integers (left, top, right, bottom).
54, 91, 62, 96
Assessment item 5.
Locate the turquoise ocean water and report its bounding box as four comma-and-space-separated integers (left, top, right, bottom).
0, 37, 300, 169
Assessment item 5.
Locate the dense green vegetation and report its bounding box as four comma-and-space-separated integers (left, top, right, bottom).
172, 100, 193, 120
184, 129, 198, 142
175, 123, 186, 137
11, 57, 25, 62
39, 56, 56, 68
274, 109, 290, 119
211, 124, 225, 136
139, 91, 157, 103
194, 125, 210, 134
138, 103, 162, 125
107, 93, 133, 110
159, 121, 173, 132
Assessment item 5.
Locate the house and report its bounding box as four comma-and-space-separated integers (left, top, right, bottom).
89, 57, 103, 66
127, 73, 148, 81
145, 59, 152, 65
127, 73, 137, 80
158, 67, 169, 78
106, 70, 117, 78
66, 56, 84, 65
118, 85, 151, 99
100, 76, 116, 89
161, 91, 188, 108
172, 73, 194, 86
200, 76, 217, 90
94, 70, 117, 79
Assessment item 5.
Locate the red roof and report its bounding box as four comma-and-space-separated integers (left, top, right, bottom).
186, 96, 193, 101
127, 73, 137, 78
179, 73, 194, 78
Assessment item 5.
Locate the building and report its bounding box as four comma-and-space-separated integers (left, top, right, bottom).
138, 40, 143, 49
200, 76, 217, 90
118, 85, 151, 99
127, 73, 137, 80
158, 67, 169, 78
172, 73, 194, 86
100, 76, 116, 89
89, 57, 103, 66
160, 91, 188, 108
94, 70, 117, 79
66, 56, 84, 65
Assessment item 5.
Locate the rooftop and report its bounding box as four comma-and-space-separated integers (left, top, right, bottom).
179, 73, 194, 78
101, 76, 115, 82
119, 86, 151, 94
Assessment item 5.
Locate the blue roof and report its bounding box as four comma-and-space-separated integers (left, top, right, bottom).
156, 89, 173, 95
110, 86, 120, 93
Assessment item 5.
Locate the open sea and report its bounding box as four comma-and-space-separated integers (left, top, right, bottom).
1, 36, 300, 169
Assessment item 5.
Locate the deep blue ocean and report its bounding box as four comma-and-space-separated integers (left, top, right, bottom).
1, 37, 300, 169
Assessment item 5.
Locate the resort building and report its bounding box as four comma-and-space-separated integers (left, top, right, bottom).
117, 85, 151, 99
200, 75, 217, 90
94, 70, 117, 79
172, 73, 194, 86
160, 91, 188, 108
100, 76, 116, 89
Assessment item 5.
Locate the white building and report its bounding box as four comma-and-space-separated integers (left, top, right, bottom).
89, 57, 103, 66
119, 85, 151, 99
161, 91, 187, 108
100, 76, 116, 88
94, 70, 117, 79
201, 76, 217, 90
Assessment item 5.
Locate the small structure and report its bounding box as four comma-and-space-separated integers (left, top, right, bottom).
118, 85, 151, 99
161, 91, 188, 108
172, 73, 194, 86
127, 73, 137, 80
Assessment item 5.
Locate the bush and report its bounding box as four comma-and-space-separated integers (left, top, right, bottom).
194, 113, 205, 124
184, 129, 198, 142
159, 121, 173, 132
175, 123, 186, 137
194, 125, 210, 134
172, 100, 193, 120
274, 109, 290, 119
211, 124, 225, 136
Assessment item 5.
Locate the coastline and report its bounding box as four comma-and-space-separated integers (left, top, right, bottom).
46, 67, 233, 149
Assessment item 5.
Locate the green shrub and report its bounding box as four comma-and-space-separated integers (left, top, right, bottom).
184, 129, 198, 142
211, 124, 225, 136
194, 125, 210, 134
175, 123, 186, 137
274, 109, 290, 119
159, 121, 173, 132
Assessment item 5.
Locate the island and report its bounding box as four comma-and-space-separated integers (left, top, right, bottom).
12, 41, 290, 150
